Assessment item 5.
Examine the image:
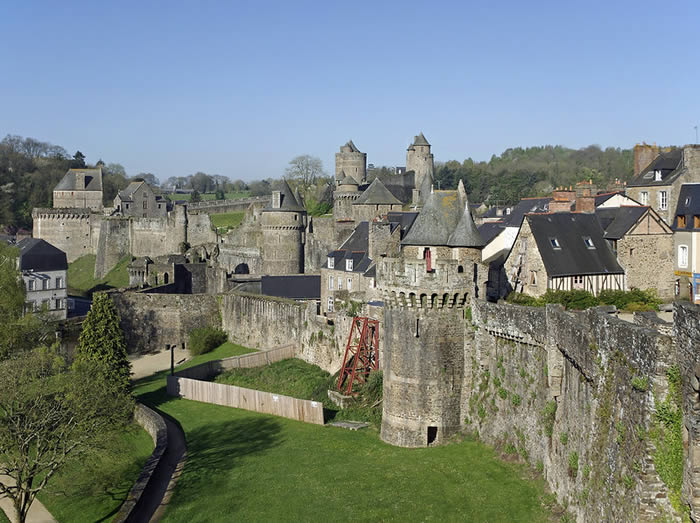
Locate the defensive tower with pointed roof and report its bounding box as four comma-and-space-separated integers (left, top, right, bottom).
261, 180, 307, 274
406, 133, 434, 197
376, 179, 488, 447
335, 140, 367, 185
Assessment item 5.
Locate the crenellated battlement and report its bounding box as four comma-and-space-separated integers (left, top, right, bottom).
32, 207, 93, 220
377, 256, 475, 292
381, 287, 469, 309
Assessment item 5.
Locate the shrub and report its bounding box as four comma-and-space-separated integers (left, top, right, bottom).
498, 387, 509, 400
631, 376, 648, 392
598, 288, 661, 311
568, 452, 579, 478
188, 327, 227, 356
511, 394, 522, 407
541, 400, 557, 437
540, 289, 599, 310
505, 293, 540, 306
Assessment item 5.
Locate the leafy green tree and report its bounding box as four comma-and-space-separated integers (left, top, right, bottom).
0, 243, 50, 359
0, 346, 133, 523
71, 150, 86, 168
74, 293, 131, 392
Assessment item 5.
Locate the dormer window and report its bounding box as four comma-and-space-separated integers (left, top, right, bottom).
549, 237, 561, 249
583, 236, 595, 249
346, 259, 353, 271
328, 256, 334, 269
654, 170, 662, 181
678, 215, 687, 228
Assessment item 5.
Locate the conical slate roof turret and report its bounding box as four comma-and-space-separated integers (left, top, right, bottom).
339, 173, 359, 186
447, 195, 485, 248
419, 169, 434, 204
353, 178, 402, 206
265, 179, 305, 212
402, 190, 461, 246
413, 133, 430, 146
345, 140, 360, 153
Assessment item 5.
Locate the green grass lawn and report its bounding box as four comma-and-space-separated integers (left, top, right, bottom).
67, 255, 131, 297
134, 349, 557, 522
209, 212, 245, 234
36, 422, 154, 523
165, 191, 251, 201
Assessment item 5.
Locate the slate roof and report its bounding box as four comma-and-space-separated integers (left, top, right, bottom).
344, 140, 360, 153
17, 238, 67, 272
478, 221, 505, 244
353, 178, 402, 206
526, 213, 623, 277
402, 189, 484, 247
412, 133, 430, 147
627, 149, 683, 187
339, 174, 359, 186
595, 206, 649, 239
594, 191, 625, 207
503, 197, 551, 227
261, 275, 320, 300
672, 183, 700, 231
54, 168, 103, 192
265, 180, 305, 212
386, 211, 419, 240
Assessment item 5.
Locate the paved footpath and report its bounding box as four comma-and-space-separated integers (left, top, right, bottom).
0, 476, 57, 523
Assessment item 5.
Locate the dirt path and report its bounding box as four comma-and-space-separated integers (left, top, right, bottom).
127, 411, 187, 523
129, 347, 190, 380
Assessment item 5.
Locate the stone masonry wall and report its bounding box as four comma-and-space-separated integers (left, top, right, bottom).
109, 290, 220, 354
468, 301, 678, 522
32, 208, 100, 263
618, 233, 674, 300
305, 215, 337, 273
675, 301, 700, 520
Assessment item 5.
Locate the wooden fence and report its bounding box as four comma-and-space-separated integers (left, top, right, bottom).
165, 344, 325, 425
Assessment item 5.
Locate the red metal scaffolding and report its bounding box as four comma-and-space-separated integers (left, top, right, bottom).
336, 316, 380, 395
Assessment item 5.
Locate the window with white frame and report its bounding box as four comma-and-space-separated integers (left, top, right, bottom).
654, 170, 662, 181
549, 237, 561, 249
27, 279, 35, 291
55, 276, 63, 288
327, 256, 334, 269
640, 191, 649, 205
346, 259, 353, 271
327, 297, 334, 312
347, 278, 352, 291
583, 236, 595, 249
574, 275, 584, 284
338, 277, 343, 290
42, 279, 49, 290
659, 191, 668, 210
328, 275, 333, 290
679, 245, 689, 268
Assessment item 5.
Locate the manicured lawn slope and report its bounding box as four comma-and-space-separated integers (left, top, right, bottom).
209, 212, 245, 233
67, 254, 130, 297
134, 347, 554, 522
36, 422, 153, 522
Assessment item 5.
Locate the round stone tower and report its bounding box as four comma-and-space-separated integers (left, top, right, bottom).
335, 140, 366, 185
406, 133, 434, 195
333, 172, 361, 222
377, 184, 486, 447
261, 181, 306, 275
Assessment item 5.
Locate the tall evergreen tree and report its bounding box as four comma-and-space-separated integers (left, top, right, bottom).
75, 293, 131, 392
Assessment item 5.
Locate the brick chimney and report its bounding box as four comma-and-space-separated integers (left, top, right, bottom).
633, 143, 660, 176
550, 187, 576, 213
575, 196, 596, 213
75, 172, 85, 190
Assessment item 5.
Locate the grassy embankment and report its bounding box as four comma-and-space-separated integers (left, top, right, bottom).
209, 212, 245, 235
133, 348, 559, 522
36, 424, 154, 522
165, 191, 251, 202
67, 254, 130, 297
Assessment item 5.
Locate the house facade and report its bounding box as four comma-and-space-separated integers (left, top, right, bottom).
505, 213, 625, 297
53, 167, 103, 210
114, 180, 168, 218
626, 145, 700, 224
671, 184, 700, 303
17, 238, 68, 319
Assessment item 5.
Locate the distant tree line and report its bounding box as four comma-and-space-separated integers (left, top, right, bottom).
433, 145, 634, 205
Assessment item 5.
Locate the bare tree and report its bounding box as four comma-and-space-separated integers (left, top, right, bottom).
285, 155, 325, 187
0, 349, 133, 523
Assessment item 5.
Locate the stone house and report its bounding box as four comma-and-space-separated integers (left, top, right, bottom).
352, 178, 403, 223
114, 180, 168, 218
596, 205, 674, 299
53, 167, 103, 210
626, 145, 700, 224
504, 213, 625, 297
17, 238, 68, 319
671, 183, 700, 303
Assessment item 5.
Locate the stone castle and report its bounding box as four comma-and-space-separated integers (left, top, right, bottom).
39, 136, 700, 521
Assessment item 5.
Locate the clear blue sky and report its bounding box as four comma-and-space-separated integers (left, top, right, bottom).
2, 1, 699, 182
